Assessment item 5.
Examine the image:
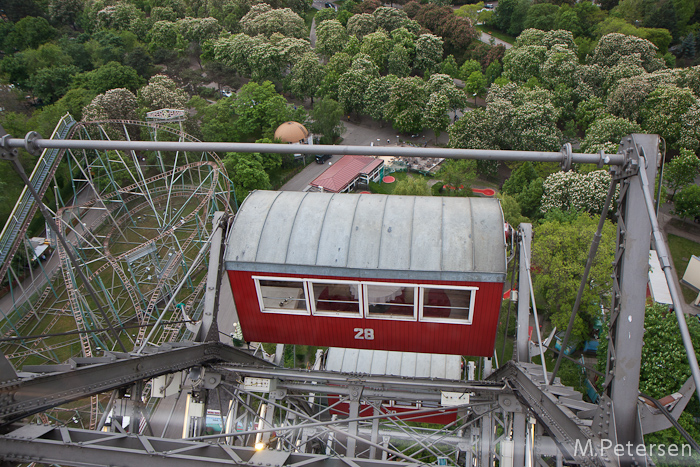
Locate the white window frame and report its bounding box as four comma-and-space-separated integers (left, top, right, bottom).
418, 285, 478, 325
253, 276, 310, 316
308, 278, 363, 318
363, 281, 418, 321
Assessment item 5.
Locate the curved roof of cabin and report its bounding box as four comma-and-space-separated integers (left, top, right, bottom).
225, 191, 506, 282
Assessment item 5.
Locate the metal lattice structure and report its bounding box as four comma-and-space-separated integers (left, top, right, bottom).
0, 127, 699, 467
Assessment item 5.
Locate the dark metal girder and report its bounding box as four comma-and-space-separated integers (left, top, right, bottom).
0, 342, 270, 427
0, 425, 424, 467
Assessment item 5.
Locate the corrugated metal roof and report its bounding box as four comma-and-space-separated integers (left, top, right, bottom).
225, 191, 506, 282
310, 155, 383, 192
324, 347, 461, 380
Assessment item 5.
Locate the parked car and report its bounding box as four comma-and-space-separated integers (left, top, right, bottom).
316, 154, 331, 164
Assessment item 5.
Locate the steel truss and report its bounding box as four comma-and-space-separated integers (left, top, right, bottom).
1, 130, 700, 467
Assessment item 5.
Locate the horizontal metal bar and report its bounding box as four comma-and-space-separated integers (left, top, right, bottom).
3, 137, 625, 165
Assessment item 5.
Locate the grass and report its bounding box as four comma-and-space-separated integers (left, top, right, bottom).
303, 9, 317, 29
475, 25, 516, 45
667, 233, 700, 304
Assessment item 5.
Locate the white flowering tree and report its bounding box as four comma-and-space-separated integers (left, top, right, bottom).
414, 34, 443, 75
337, 54, 379, 116
588, 33, 665, 73
427, 73, 467, 116
605, 74, 652, 122
372, 6, 409, 33
288, 52, 323, 103
315, 20, 348, 60
240, 6, 307, 39
137, 75, 188, 111
178, 17, 221, 44
388, 44, 411, 77
385, 76, 428, 134
502, 45, 547, 83
423, 92, 450, 143
360, 30, 392, 71
541, 170, 616, 215
346, 14, 377, 40
318, 52, 352, 100
148, 20, 184, 53
95, 3, 147, 39
364, 75, 397, 123
540, 45, 578, 89
448, 108, 499, 150
641, 85, 700, 150
275, 36, 313, 66
82, 88, 139, 122
580, 115, 641, 154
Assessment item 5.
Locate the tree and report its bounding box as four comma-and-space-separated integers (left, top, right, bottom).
49, 0, 83, 28
589, 33, 664, 73
524, 3, 560, 32
360, 30, 392, 71
311, 97, 345, 144
28, 65, 81, 104
439, 159, 477, 195
501, 162, 544, 219
95, 3, 148, 39
448, 108, 498, 151
318, 52, 352, 100
240, 6, 307, 38
224, 152, 271, 201
346, 13, 377, 40
393, 176, 431, 196
493, 0, 516, 33
385, 76, 427, 134
196, 96, 240, 142
423, 92, 450, 143
315, 20, 349, 59
82, 88, 139, 122
74, 61, 146, 94
641, 85, 700, 150
427, 73, 467, 116
459, 59, 481, 81
664, 149, 700, 200
6, 16, 56, 51
414, 33, 443, 75
532, 213, 616, 342
580, 115, 641, 153
137, 75, 189, 111
233, 81, 304, 141
464, 71, 487, 103
440, 55, 460, 79
541, 170, 616, 215
337, 54, 379, 115
672, 184, 700, 221
364, 75, 396, 123
288, 52, 323, 103
387, 44, 411, 77
679, 33, 696, 60
502, 45, 547, 83
373, 6, 409, 32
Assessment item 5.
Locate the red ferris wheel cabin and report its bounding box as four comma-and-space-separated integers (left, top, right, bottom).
224, 190, 506, 356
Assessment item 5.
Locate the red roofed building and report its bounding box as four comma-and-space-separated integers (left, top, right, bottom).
310, 155, 384, 193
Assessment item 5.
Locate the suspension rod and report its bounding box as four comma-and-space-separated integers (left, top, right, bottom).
2, 134, 624, 165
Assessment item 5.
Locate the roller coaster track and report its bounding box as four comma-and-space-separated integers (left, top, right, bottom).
0, 115, 76, 292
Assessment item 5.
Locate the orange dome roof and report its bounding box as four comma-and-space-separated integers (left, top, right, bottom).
274, 121, 309, 143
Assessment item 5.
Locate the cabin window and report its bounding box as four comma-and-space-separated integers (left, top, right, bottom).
254, 277, 309, 315
364, 283, 417, 320
309, 280, 361, 317
419, 286, 477, 324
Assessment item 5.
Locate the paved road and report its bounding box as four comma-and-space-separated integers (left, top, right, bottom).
480, 31, 512, 49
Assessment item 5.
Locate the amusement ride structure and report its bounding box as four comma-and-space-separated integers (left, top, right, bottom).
0, 114, 698, 467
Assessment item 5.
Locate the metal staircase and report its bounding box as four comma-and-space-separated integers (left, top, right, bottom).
0, 114, 76, 288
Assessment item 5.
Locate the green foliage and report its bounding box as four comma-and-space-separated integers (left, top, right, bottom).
288, 52, 323, 101
385, 76, 428, 134
502, 162, 544, 218
392, 176, 431, 196
233, 81, 307, 141
224, 152, 272, 201
641, 85, 700, 151
532, 213, 616, 342
311, 97, 345, 143
74, 61, 146, 94
672, 184, 700, 221
497, 193, 529, 227
440, 55, 460, 79
315, 19, 348, 59
6, 16, 57, 51
438, 159, 477, 195
29, 65, 81, 104
664, 149, 700, 199
459, 59, 481, 81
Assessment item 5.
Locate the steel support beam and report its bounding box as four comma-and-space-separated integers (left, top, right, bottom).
0, 342, 270, 426
603, 135, 659, 461
0, 425, 425, 467
1, 134, 624, 165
